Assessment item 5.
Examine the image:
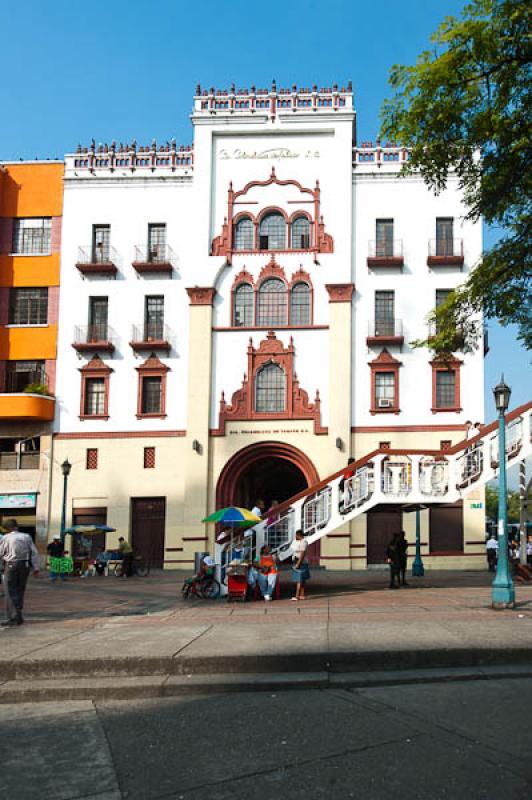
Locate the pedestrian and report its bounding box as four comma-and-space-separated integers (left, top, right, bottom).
486, 535, 498, 572
118, 537, 133, 577
291, 529, 310, 601
47, 533, 66, 582
398, 530, 409, 586
526, 534, 532, 568
339, 457, 356, 514
0, 519, 40, 626
386, 532, 402, 589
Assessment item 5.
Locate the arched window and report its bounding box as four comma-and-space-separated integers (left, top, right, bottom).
233, 283, 254, 327
233, 217, 254, 251
259, 212, 286, 250
255, 362, 286, 412
291, 216, 311, 249
257, 278, 288, 327
290, 282, 311, 325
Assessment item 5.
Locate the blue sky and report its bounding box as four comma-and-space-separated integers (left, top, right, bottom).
1, 0, 529, 417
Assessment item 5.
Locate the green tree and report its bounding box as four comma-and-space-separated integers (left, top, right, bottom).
485, 484, 525, 523
381, 0, 531, 354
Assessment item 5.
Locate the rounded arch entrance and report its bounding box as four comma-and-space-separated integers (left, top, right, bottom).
216, 441, 319, 511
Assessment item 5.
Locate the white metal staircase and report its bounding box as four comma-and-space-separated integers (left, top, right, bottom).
216, 402, 532, 579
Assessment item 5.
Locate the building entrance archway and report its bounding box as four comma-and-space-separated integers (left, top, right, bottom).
216, 441, 321, 564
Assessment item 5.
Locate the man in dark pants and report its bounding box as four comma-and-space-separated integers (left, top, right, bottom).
398, 530, 409, 586
0, 519, 40, 626
386, 532, 402, 589
118, 537, 133, 578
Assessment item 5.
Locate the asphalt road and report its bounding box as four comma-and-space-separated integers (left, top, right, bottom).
2, 678, 531, 800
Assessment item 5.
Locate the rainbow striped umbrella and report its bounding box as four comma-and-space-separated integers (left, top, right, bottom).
202, 507, 261, 525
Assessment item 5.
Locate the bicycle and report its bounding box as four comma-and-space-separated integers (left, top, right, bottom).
182, 574, 221, 600
114, 555, 150, 578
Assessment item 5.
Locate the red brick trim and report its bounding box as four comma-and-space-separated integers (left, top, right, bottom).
55, 430, 186, 440
186, 287, 216, 306
214, 326, 329, 332
213, 330, 325, 435
135, 353, 170, 419
351, 424, 465, 433
369, 348, 402, 415
79, 355, 113, 420
431, 357, 462, 413
325, 283, 355, 303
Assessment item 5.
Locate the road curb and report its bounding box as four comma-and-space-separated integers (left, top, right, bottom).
1, 665, 532, 704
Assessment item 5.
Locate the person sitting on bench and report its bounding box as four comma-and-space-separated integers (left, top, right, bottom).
248, 545, 278, 601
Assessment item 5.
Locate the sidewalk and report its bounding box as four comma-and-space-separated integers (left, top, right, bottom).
1, 569, 532, 702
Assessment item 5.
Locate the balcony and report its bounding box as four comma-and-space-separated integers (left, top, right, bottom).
129, 323, 171, 353
75, 245, 118, 277
72, 324, 116, 354
367, 319, 404, 347
0, 451, 40, 470
367, 240, 404, 269
132, 245, 176, 276
427, 239, 464, 268
0, 393, 55, 421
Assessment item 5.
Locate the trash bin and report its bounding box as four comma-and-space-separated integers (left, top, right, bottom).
194, 551, 209, 573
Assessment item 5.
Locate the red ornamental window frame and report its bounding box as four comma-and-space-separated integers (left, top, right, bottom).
136, 353, 170, 419
369, 348, 402, 415
431, 358, 462, 413
230, 261, 314, 328
79, 354, 113, 420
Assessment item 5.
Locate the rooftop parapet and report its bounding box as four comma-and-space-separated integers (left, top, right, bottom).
193, 80, 354, 118
64, 139, 193, 177
353, 139, 411, 171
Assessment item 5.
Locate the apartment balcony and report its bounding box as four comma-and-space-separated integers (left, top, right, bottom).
427, 239, 464, 268
129, 323, 171, 353
132, 244, 176, 276
75, 245, 118, 277
0, 393, 55, 421
72, 325, 116, 354
367, 319, 404, 347
0, 451, 40, 470
367, 240, 404, 269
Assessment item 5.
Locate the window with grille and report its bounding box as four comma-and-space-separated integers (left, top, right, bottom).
291, 217, 311, 249
290, 282, 311, 325
5, 360, 45, 392
144, 446, 156, 468
436, 218, 454, 256
86, 448, 98, 470
375, 372, 396, 407
12, 218, 51, 255
434, 289, 451, 335
435, 371, 456, 408
255, 363, 286, 412
233, 217, 254, 251
258, 213, 286, 250
376, 219, 394, 257
375, 291, 394, 336
233, 284, 254, 327
88, 297, 108, 341
148, 224, 166, 262
257, 279, 288, 327
84, 378, 106, 416
92, 225, 110, 262
141, 377, 162, 414
145, 296, 164, 340
9, 288, 48, 325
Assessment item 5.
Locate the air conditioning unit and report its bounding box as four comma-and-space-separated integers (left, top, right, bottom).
378, 398, 393, 408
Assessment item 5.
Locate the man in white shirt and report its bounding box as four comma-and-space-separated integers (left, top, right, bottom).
0, 519, 40, 627
486, 535, 498, 572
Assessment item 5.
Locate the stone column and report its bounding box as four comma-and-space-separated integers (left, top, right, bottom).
324, 283, 355, 568
182, 287, 215, 553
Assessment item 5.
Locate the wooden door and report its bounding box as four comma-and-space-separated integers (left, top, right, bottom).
367, 509, 402, 564
430, 504, 463, 553
131, 497, 166, 568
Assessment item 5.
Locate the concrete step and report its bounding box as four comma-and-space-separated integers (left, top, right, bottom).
2, 664, 532, 704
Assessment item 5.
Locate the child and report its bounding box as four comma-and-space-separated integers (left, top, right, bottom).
182, 555, 215, 598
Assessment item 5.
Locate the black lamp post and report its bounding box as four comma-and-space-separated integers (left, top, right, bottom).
60, 459, 72, 544
491, 376, 515, 609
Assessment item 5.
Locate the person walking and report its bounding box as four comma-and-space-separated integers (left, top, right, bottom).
0, 519, 40, 626
486, 535, 498, 572
118, 537, 133, 577
398, 530, 409, 586
291, 529, 310, 601
386, 532, 402, 589
47, 533, 66, 582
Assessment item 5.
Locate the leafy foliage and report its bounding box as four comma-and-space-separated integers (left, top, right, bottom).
24, 382, 53, 397
381, 0, 532, 353
486, 483, 528, 523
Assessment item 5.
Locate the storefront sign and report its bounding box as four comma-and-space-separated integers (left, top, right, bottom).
229, 428, 310, 435
470, 502, 483, 509
0, 493, 37, 509
219, 148, 320, 161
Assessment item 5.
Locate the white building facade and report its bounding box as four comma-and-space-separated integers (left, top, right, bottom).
51, 82, 486, 569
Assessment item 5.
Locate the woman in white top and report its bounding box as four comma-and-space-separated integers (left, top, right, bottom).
291, 529, 310, 601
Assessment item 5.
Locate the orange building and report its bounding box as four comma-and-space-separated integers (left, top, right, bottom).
0, 161, 63, 545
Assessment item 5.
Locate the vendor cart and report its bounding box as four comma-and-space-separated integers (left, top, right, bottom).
226, 561, 249, 601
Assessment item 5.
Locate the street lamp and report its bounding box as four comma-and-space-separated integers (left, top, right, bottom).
491, 376, 515, 609
60, 459, 72, 544
412, 508, 425, 576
